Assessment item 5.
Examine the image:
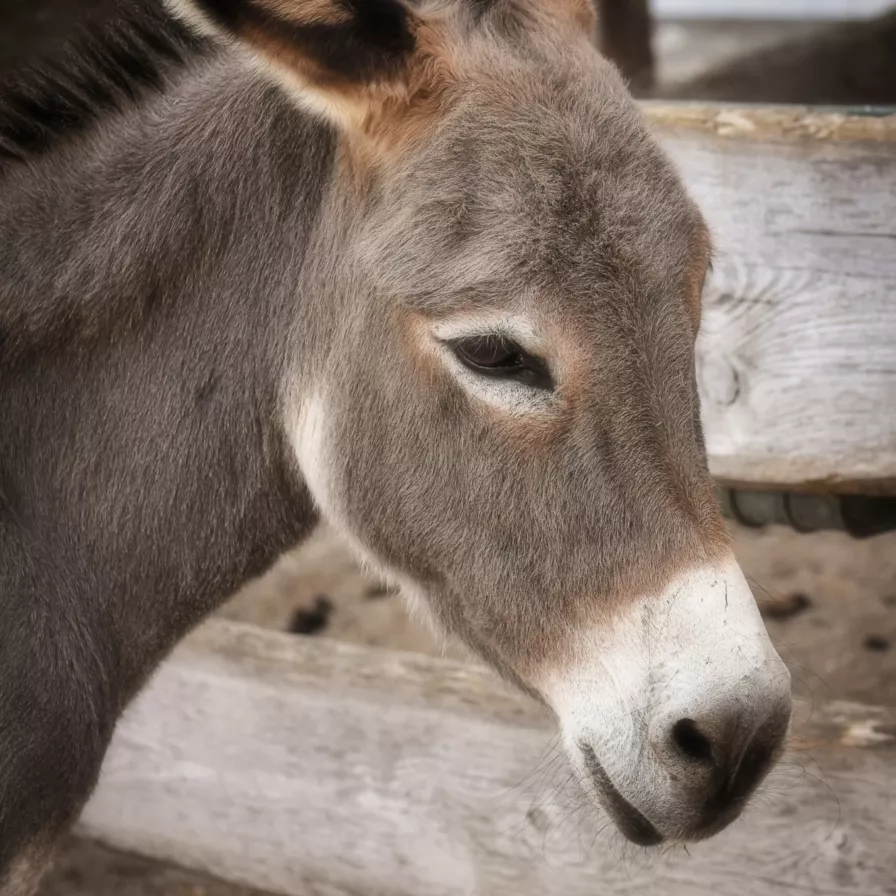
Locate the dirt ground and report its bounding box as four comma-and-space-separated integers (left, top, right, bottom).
2, 2, 894, 894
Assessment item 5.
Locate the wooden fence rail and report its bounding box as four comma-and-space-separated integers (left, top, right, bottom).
80, 620, 896, 896
646, 103, 896, 494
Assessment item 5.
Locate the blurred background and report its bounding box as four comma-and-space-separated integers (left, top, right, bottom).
2, 0, 894, 103
1, 1, 894, 894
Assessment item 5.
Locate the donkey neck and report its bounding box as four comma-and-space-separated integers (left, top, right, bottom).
0, 49, 345, 698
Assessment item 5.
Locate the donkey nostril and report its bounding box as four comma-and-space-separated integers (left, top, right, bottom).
672, 718, 714, 763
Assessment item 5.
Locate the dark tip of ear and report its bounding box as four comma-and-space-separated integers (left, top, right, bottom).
190, 0, 246, 31
334, 0, 418, 72
192, 0, 417, 85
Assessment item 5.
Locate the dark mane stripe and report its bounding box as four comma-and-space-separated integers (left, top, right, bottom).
0, 4, 209, 167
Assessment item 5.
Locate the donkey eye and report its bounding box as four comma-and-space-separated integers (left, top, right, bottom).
455, 335, 516, 367
446, 335, 554, 390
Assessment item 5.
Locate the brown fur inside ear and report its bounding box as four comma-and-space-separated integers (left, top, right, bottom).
187, 0, 459, 158
190, 0, 595, 164
259, 0, 353, 27
190, 0, 418, 86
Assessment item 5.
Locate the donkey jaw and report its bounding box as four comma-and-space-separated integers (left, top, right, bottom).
543, 558, 793, 845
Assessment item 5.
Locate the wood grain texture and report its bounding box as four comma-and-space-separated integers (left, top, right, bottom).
79, 620, 896, 896
644, 104, 896, 493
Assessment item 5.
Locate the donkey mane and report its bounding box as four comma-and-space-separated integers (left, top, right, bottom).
0, 3, 208, 168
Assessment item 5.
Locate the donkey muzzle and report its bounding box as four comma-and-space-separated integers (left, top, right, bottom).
543, 557, 792, 844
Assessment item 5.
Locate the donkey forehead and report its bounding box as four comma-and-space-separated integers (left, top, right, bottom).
364, 73, 704, 320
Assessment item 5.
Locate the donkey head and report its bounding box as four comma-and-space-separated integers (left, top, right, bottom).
174, 0, 791, 846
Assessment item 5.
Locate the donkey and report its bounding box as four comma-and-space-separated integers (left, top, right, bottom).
0, 0, 792, 890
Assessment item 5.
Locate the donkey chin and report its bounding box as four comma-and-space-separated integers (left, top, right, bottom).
541, 557, 792, 846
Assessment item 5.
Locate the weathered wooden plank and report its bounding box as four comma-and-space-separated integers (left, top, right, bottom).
80, 620, 896, 896
644, 104, 896, 494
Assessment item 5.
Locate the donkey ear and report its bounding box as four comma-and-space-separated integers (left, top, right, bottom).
168, 0, 425, 128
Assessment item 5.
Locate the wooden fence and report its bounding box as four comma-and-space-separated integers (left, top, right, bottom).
80, 621, 896, 896
653, 104, 896, 494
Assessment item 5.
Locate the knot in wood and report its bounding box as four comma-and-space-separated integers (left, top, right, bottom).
699, 354, 740, 406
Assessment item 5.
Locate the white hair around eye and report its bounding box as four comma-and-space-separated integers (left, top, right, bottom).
427, 313, 557, 414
